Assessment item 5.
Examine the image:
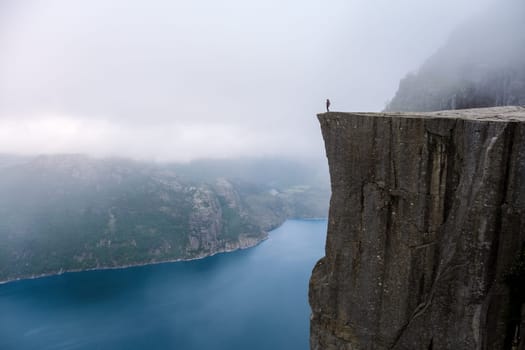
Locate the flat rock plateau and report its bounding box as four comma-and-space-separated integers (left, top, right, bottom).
310, 106, 525, 349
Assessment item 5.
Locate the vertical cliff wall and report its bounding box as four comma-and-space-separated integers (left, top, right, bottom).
310, 107, 525, 349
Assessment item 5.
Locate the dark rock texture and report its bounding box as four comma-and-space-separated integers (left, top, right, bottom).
310, 107, 525, 349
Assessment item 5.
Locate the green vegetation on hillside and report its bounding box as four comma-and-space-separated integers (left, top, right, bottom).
0, 155, 329, 282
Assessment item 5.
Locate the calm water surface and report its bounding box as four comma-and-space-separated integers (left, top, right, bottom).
0, 219, 327, 350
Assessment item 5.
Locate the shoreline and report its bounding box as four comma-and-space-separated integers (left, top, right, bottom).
291, 217, 327, 221
0, 235, 268, 286
0, 217, 327, 286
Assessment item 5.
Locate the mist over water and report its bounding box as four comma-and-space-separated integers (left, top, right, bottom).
1, 1, 524, 349
0, 0, 497, 161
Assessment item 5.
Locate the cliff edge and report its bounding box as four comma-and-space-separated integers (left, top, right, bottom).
310, 106, 525, 349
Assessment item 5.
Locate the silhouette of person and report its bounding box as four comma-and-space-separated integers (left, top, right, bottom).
326, 99, 331, 112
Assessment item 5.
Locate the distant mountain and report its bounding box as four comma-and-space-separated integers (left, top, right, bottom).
385, 1, 525, 112
0, 154, 329, 282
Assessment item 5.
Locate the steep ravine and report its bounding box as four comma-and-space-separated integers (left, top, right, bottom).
310, 107, 525, 349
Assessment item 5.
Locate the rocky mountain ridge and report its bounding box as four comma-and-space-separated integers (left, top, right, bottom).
385, 1, 525, 113
0, 155, 329, 282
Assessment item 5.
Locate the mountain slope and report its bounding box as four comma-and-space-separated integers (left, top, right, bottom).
0, 155, 329, 282
385, 1, 525, 112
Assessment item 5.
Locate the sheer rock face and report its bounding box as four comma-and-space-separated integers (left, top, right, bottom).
310, 107, 525, 350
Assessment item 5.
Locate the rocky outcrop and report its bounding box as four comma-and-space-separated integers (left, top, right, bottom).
385, 1, 525, 113
310, 107, 525, 349
0, 155, 328, 283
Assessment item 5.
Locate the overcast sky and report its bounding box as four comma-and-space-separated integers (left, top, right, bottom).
0, 0, 494, 161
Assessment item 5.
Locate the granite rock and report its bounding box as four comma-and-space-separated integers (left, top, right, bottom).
310, 106, 525, 349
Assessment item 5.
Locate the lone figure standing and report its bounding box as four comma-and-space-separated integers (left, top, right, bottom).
326, 98, 331, 112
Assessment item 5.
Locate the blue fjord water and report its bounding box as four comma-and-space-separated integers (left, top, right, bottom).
0, 219, 327, 350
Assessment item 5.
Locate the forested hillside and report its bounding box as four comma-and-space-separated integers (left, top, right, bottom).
0, 154, 329, 282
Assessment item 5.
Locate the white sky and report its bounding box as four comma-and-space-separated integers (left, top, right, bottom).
0, 0, 493, 161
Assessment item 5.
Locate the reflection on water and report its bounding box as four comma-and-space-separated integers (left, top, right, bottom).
0, 219, 327, 350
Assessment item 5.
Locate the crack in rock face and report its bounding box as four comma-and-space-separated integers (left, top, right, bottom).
310, 107, 525, 350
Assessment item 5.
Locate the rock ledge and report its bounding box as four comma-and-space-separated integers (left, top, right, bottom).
310, 106, 525, 349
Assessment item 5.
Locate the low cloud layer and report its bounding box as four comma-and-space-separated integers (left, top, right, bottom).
0, 0, 493, 161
